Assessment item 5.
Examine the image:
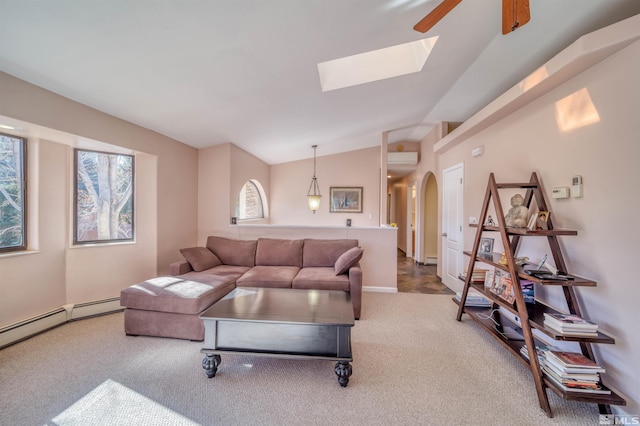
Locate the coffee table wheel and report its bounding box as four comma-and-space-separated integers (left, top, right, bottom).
202, 354, 221, 378
334, 361, 352, 387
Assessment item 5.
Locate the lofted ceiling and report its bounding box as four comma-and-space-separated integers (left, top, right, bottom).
1, 1, 639, 165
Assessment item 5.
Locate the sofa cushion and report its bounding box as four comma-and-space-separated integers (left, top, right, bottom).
292, 267, 350, 291
334, 246, 363, 275
206, 236, 257, 267
179, 247, 221, 272
120, 276, 235, 315
302, 239, 358, 267
182, 264, 250, 282
236, 266, 300, 288
255, 238, 303, 267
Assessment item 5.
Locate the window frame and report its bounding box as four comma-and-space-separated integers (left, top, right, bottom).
0, 133, 27, 253
236, 179, 266, 221
73, 148, 135, 245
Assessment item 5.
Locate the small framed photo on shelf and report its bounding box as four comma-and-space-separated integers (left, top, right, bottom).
531, 211, 550, 230
480, 237, 494, 254
484, 269, 494, 289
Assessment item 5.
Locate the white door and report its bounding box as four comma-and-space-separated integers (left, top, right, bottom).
442, 163, 464, 292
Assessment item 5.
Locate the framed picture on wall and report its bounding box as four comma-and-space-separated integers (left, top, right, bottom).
330, 187, 363, 213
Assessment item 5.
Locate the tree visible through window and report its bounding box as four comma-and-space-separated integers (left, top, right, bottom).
74, 149, 134, 243
236, 180, 265, 220
0, 133, 27, 252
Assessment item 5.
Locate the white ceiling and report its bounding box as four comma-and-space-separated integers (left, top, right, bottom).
1, 1, 639, 164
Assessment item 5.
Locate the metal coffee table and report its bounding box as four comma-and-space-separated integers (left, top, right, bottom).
200, 287, 355, 386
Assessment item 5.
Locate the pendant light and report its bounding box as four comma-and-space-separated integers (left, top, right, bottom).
307, 145, 321, 213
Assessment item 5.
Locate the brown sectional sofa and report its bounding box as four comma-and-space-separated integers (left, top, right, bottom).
120, 236, 363, 340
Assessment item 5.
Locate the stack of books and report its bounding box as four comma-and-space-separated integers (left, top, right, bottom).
455, 288, 491, 307
543, 313, 598, 337
460, 269, 489, 283
543, 350, 609, 394
520, 344, 561, 366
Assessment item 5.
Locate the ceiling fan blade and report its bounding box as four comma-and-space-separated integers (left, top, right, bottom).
413, 0, 463, 33
502, 0, 530, 34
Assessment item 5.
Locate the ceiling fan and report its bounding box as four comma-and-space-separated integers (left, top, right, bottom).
414, 0, 530, 35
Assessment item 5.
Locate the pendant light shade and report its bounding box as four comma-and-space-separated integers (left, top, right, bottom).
307, 145, 321, 213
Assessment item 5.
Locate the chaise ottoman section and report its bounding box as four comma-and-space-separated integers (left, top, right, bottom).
120, 276, 235, 340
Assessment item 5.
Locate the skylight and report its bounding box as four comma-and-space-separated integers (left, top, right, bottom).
317, 36, 438, 92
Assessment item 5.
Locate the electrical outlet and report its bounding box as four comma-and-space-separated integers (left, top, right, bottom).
469, 217, 478, 224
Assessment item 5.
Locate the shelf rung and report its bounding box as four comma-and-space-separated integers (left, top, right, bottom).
496, 183, 538, 188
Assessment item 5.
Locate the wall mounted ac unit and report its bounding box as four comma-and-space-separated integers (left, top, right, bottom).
387, 152, 418, 166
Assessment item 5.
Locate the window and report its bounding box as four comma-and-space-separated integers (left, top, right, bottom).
0, 133, 27, 252
236, 180, 265, 221
74, 149, 134, 244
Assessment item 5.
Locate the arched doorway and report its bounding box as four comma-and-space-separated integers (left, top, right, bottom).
417, 171, 438, 266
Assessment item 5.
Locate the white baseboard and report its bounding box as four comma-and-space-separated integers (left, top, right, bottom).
0, 308, 68, 349
425, 257, 437, 265
70, 297, 123, 320
363, 286, 398, 293
0, 298, 123, 349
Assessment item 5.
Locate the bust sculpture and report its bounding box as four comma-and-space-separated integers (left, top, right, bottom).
504, 194, 529, 228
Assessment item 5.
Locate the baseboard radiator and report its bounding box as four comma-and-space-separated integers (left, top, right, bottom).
0, 297, 123, 349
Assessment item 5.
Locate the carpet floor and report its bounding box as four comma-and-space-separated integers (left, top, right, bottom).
0, 292, 603, 425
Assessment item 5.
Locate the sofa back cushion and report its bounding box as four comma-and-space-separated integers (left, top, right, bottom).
255, 238, 304, 267
302, 239, 358, 268
206, 236, 257, 267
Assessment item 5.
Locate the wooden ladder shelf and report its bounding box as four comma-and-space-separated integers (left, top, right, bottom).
454, 172, 625, 417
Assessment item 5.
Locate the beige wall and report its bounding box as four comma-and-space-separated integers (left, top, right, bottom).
270, 147, 380, 227
197, 143, 232, 243
434, 39, 640, 415
230, 144, 270, 223
0, 72, 198, 326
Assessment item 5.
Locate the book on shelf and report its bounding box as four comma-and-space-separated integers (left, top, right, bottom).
547, 374, 611, 395
544, 351, 606, 373
461, 268, 489, 283
544, 323, 598, 337
489, 271, 535, 304
490, 270, 515, 303
541, 350, 610, 394
544, 366, 600, 386
520, 344, 561, 365
544, 312, 598, 331
543, 313, 598, 334
541, 366, 600, 382
455, 288, 491, 307
520, 280, 535, 304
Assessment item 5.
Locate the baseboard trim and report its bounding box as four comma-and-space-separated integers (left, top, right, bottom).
363, 286, 398, 294
0, 298, 123, 349
70, 297, 123, 321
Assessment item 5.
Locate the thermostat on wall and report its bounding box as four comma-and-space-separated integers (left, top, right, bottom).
552, 187, 569, 199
